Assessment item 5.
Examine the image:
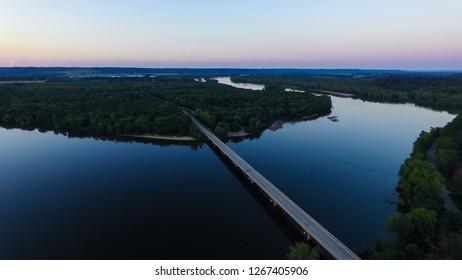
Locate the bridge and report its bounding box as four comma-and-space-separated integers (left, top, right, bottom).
187, 112, 360, 260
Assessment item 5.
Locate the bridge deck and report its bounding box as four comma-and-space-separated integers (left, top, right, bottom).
188, 114, 360, 260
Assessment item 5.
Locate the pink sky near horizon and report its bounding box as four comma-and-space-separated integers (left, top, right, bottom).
1, 0, 462, 70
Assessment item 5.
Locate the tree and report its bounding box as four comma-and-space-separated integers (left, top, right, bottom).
195, 108, 216, 128
189, 124, 204, 140
437, 137, 459, 150
398, 158, 444, 210
447, 232, 462, 259
453, 170, 462, 195
411, 129, 439, 158
368, 238, 403, 260
436, 149, 459, 176
403, 243, 425, 259
287, 242, 320, 260
214, 122, 230, 138
0, 76, 333, 138
2, 114, 13, 123
386, 207, 438, 247
233, 115, 243, 125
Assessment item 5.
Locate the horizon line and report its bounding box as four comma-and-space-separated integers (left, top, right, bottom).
1, 66, 462, 72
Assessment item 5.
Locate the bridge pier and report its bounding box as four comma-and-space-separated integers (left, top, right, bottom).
303, 231, 312, 240
270, 199, 278, 207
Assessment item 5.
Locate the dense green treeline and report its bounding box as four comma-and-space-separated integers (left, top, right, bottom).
0, 76, 331, 137
152, 79, 331, 137
410, 115, 462, 202
3, 73, 459, 139
362, 116, 462, 259
233, 74, 462, 111
287, 242, 321, 260
0, 80, 191, 136
437, 116, 462, 197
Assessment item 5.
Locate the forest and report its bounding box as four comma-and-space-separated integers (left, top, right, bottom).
0, 75, 331, 138
233, 73, 462, 111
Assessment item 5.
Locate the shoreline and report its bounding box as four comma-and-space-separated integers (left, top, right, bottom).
0, 80, 45, 84
318, 90, 355, 97
120, 134, 197, 142
226, 129, 252, 138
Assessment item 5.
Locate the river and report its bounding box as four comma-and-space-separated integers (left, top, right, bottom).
212, 77, 265, 90
0, 94, 455, 259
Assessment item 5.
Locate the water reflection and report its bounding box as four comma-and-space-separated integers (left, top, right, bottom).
212, 77, 265, 90
0, 95, 457, 259
0, 126, 289, 259
0, 122, 202, 149
226, 96, 456, 249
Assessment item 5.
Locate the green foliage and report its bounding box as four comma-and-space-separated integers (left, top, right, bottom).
195, 108, 216, 129
375, 115, 462, 260
440, 211, 462, 233
446, 232, 462, 259
398, 159, 444, 211
0, 77, 332, 138
411, 129, 439, 158
214, 122, 230, 138
367, 239, 403, 260
0, 80, 190, 136
189, 124, 205, 141
437, 115, 462, 197
386, 208, 438, 247
437, 137, 459, 150
233, 74, 462, 111
403, 243, 425, 259
287, 242, 320, 260
453, 170, 462, 195
364, 238, 428, 260
436, 149, 459, 176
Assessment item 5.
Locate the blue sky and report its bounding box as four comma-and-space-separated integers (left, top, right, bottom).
1, 0, 461, 69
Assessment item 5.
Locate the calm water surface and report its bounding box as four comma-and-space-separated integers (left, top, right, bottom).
228, 97, 455, 249
0, 96, 455, 259
212, 77, 265, 90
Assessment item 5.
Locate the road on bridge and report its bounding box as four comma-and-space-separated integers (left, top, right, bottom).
187, 112, 360, 260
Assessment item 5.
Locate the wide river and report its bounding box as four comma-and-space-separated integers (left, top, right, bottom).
0, 95, 455, 259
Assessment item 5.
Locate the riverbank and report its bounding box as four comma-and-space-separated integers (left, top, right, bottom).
266, 114, 324, 132
226, 129, 252, 138
0, 80, 45, 84
120, 134, 197, 142
317, 90, 355, 97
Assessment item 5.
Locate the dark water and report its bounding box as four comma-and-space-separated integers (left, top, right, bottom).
0, 97, 455, 259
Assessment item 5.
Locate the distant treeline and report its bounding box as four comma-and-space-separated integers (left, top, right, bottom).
233, 74, 462, 111
0, 76, 331, 137
0, 67, 419, 77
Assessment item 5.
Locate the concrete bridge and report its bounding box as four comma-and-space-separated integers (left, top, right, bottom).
187, 112, 360, 260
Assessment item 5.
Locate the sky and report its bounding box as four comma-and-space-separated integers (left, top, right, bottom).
1, 0, 461, 70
